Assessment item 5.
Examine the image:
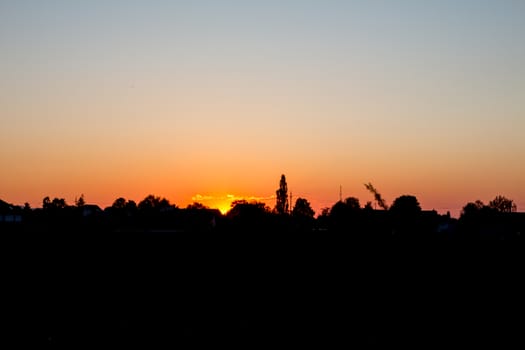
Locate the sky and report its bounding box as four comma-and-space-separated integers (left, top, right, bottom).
1, 0, 524, 216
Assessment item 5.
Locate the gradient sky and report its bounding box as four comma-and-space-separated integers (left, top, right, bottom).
1, 0, 524, 216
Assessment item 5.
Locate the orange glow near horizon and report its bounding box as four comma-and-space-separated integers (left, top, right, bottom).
2, 175, 525, 219
190, 193, 276, 215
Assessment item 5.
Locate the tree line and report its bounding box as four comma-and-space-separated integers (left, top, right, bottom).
1, 174, 522, 238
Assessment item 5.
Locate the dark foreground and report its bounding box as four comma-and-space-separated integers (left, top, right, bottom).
2, 230, 524, 348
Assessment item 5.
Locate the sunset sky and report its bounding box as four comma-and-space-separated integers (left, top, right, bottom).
1, 0, 524, 216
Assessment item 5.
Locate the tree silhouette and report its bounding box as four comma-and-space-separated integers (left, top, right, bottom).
227, 200, 271, 230
43, 196, 51, 209
187, 202, 208, 210
275, 174, 289, 215
460, 200, 486, 218
228, 200, 269, 216
329, 197, 361, 216
364, 183, 388, 210
488, 195, 517, 213
389, 195, 422, 236
474, 200, 485, 209
344, 197, 361, 211
43, 197, 67, 210
126, 200, 137, 212
138, 195, 164, 211
52, 198, 67, 209
292, 198, 315, 219
461, 202, 481, 217
291, 197, 315, 231
461, 197, 517, 218
390, 195, 421, 216
112, 197, 127, 210
330, 200, 347, 217
75, 194, 85, 207
327, 197, 363, 232
158, 198, 171, 211
110, 197, 137, 218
